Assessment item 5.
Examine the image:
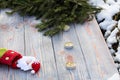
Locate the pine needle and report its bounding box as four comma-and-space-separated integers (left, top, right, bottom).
0, 0, 100, 36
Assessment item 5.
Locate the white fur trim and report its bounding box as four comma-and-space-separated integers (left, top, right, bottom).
31, 70, 35, 74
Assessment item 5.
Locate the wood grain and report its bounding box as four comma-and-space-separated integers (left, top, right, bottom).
74, 18, 118, 80
52, 24, 91, 80
0, 9, 26, 80
23, 17, 59, 80
0, 9, 118, 80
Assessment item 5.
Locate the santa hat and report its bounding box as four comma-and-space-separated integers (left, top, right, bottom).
0, 48, 41, 74
0, 48, 22, 69
31, 62, 40, 74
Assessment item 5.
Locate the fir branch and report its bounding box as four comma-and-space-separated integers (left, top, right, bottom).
0, 0, 100, 36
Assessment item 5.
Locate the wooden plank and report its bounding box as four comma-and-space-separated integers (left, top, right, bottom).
52, 24, 92, 80
0, 9, 118, 80
23, 17, 59, 80
74, 18, 118, 80
0, 9, 26, 80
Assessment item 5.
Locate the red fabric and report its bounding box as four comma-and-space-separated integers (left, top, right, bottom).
0, 50, 22, 67
32, 62, 40, 73
11, 61, 19, 69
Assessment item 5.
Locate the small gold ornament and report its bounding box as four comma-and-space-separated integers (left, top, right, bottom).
64, 42, 73, 49
66, 62, 76, 70
64, 25, 70, 32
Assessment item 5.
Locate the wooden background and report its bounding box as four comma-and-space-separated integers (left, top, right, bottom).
0, 9, 118, 80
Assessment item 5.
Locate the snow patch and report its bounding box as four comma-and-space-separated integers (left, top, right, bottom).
108, 73, 120, 80
107, 28, 119, 44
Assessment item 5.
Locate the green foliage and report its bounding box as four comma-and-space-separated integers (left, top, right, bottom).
0, 0, 100, 36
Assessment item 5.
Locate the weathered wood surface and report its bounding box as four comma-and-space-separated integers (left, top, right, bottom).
0, 9, 118, 80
